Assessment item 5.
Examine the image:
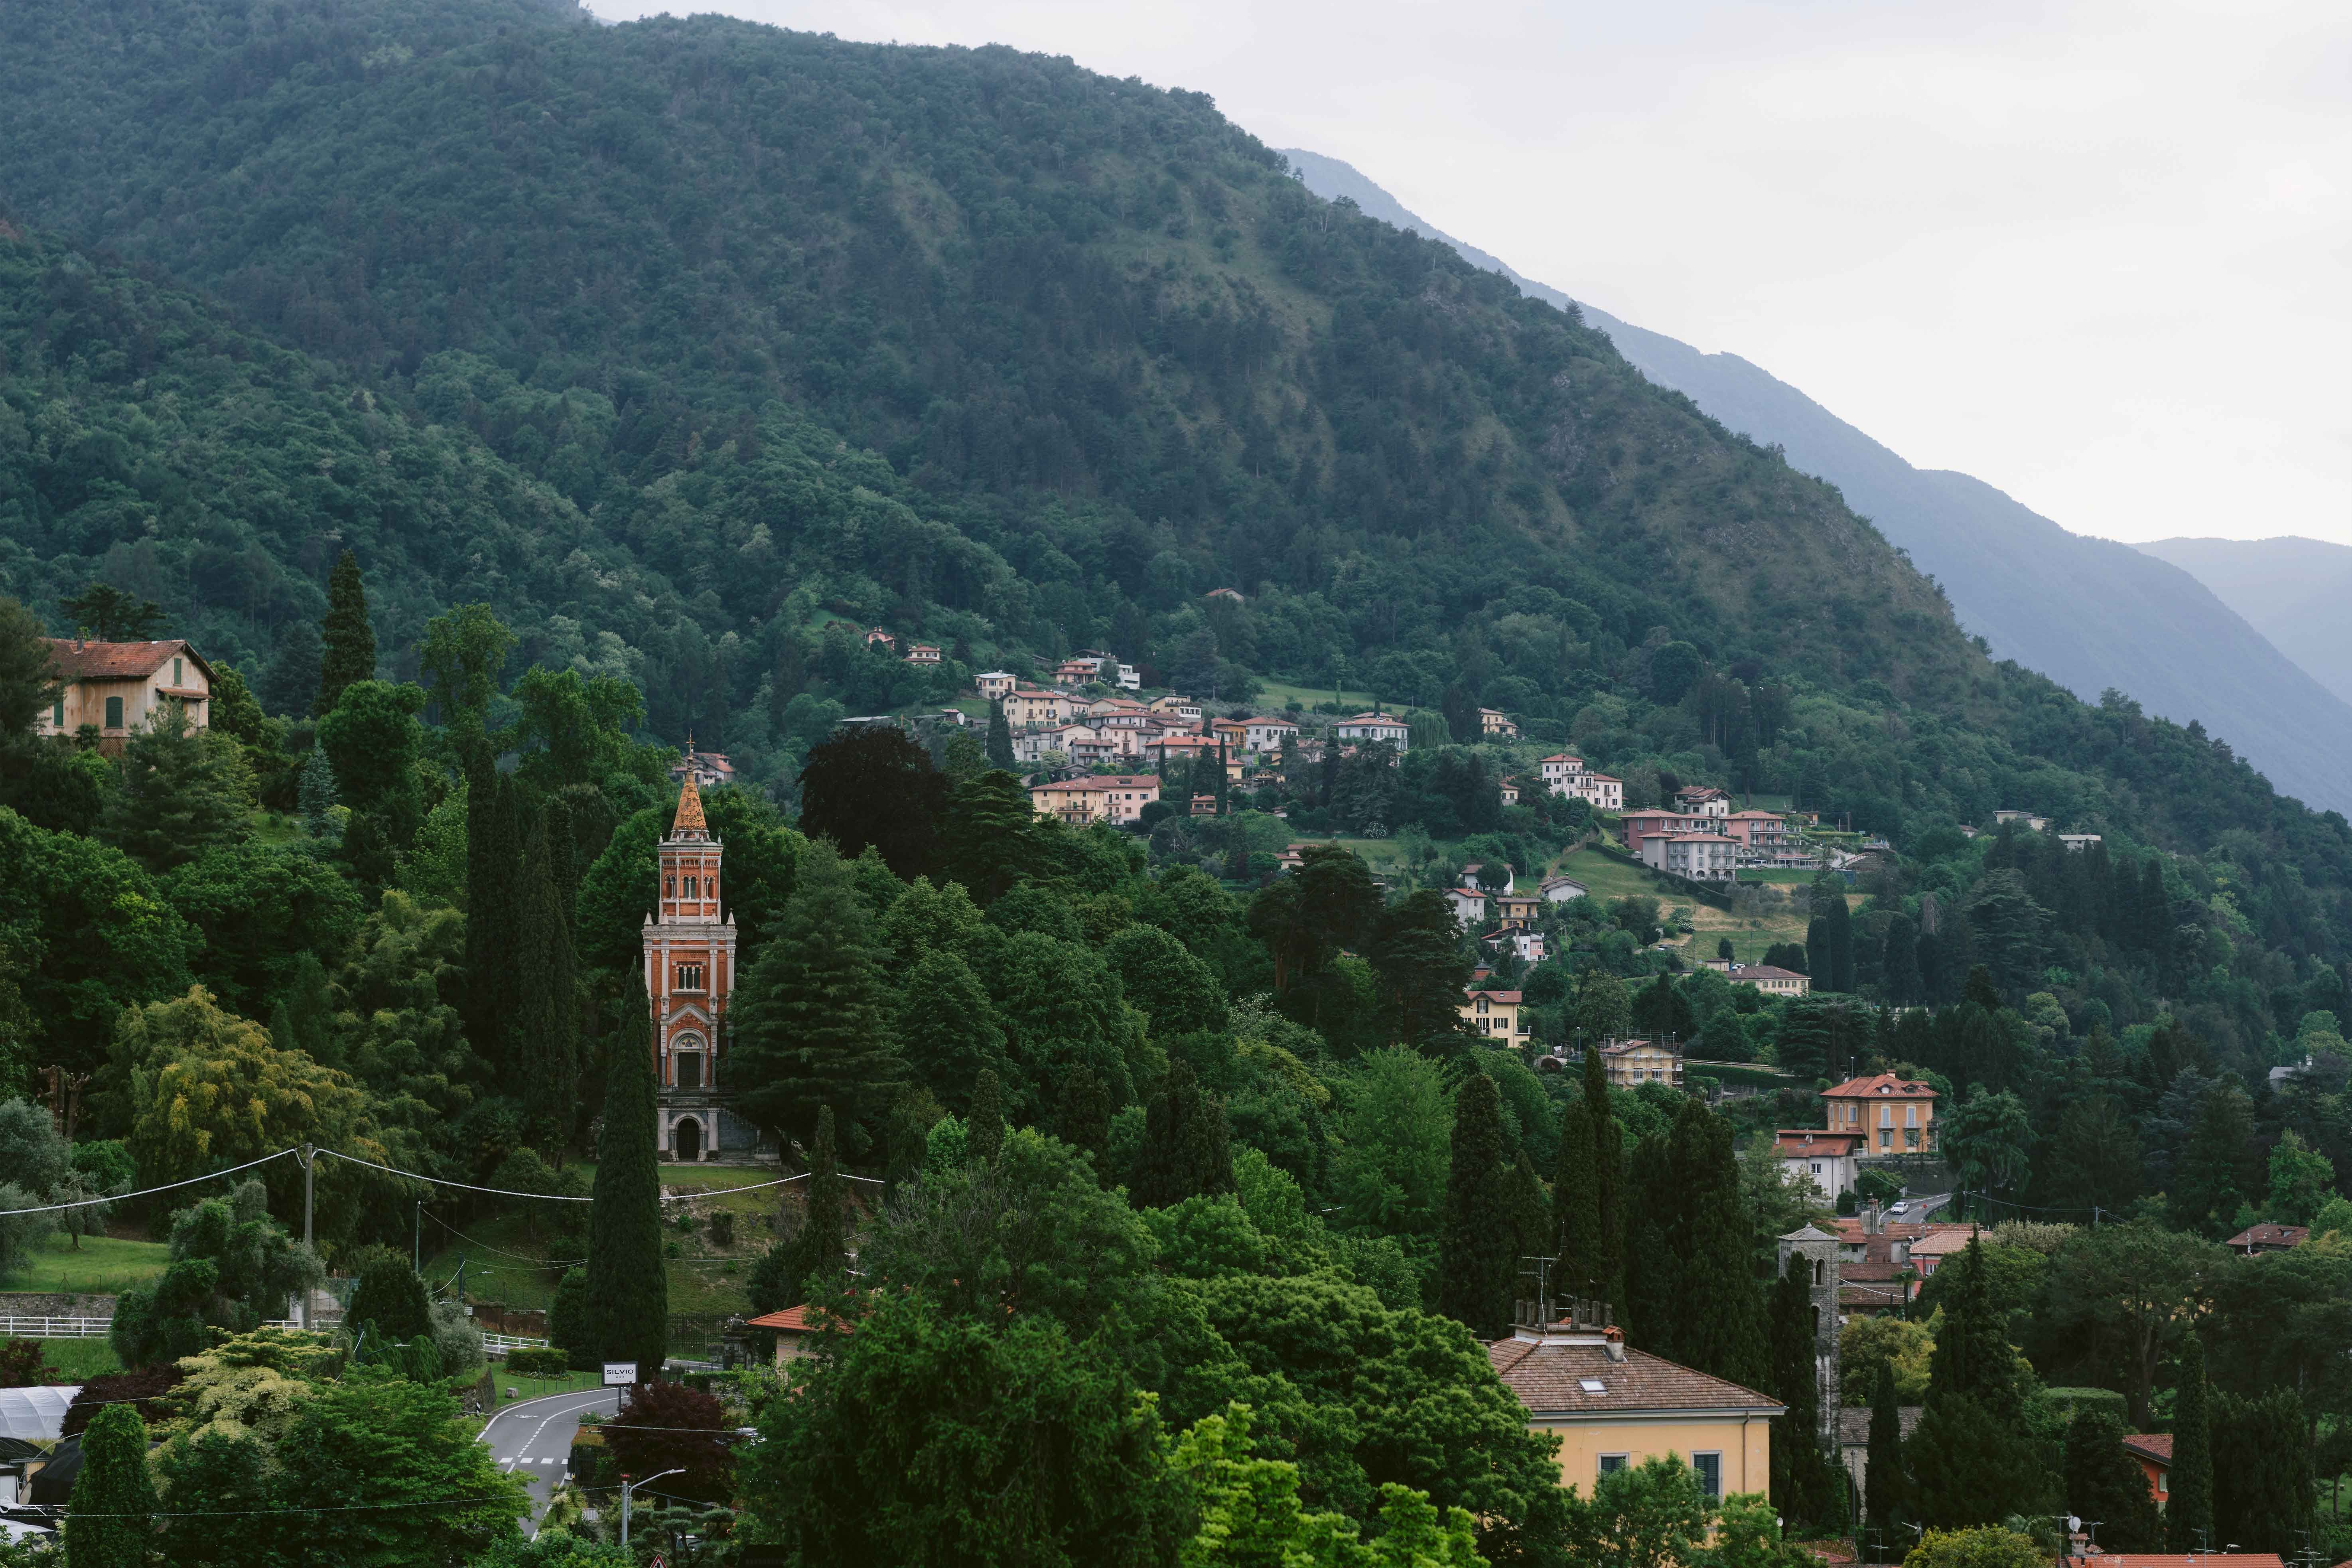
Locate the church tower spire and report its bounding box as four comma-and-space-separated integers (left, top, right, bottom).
647, 765, 737, 1161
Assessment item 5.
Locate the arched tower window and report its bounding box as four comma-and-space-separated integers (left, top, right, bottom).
1813, 1258, 1824, 1287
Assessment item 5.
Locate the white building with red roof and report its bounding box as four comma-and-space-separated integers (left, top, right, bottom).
39, 638, 213, 753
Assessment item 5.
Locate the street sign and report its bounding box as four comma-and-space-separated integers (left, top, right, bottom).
647, 1557, 665, 1568
602, 1361, 636, 1387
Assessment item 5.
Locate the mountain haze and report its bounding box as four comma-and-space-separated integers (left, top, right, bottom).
1281, 149, 2352, 815
2135, 536, 2352, 711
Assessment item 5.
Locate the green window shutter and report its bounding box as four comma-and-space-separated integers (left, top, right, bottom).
105, 695, 123, 728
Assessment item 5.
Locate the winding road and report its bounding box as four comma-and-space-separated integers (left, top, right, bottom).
480, 1385, 619, 1527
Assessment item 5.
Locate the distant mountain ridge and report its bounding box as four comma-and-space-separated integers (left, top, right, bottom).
2135, 536, 2352, 711
1281, 149, 2352, 816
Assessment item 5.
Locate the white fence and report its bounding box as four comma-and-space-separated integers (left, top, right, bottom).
0, 1316, 110, 1339
483, 1333, 552, 1355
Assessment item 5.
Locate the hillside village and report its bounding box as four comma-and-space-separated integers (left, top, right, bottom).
0, 5, 2346, 1566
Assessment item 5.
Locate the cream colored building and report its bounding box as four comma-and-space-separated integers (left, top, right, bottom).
1489, 1317, 1782, 1501
39, 639, 213, 755
1600, 1039, 1683, 1088
1460, 988, 1528, 1041
1028, 774, 1160, 826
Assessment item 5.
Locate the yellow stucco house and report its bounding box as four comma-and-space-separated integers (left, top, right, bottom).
1488, 1314, 1782, 1503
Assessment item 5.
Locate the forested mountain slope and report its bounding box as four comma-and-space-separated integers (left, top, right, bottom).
0, 0, 2344, 971
1281, 149, 2352, 816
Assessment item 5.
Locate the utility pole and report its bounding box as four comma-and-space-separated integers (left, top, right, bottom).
413, 1199, 423, 1273
299, 1143, 316, 1329
619, 1469, 682, 1549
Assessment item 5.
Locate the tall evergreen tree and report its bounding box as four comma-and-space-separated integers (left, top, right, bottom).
731, 841, 909, 1149
1768, 1251, 1839, 1529
1552, 1097, 1601, 1301
1662, 1098, 1767, 1387
2062, 1406, 2165, 1552
1584, 1046, 1626, 1314
786, 1105, 849, 1298
1369, 890, 1475, 1050
1130, 1059, 1232, 1208
315, 548, 376, 715
513, 808, 581, 1149
2167, 1330, 2214, 1550
985, 698, 1015, 771
1437, 1071, 1515, 1340
1865, 1359, 1908, 1544
1925, 1237, 2019, 1420
2210, 1389, 2311, 1554
1881, 913, 1923, 1003
585, 970, 666, 1381
967, 1068, 1005, 1166
1806, 915, 1833, 992
465, 754, 523, 1058
1826, 882, 1856, 992
67, 1400, 160, 1568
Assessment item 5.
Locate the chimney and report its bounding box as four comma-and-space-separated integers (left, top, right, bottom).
1864, 1200, 1882, 1236
1602, 1325, 1626, 1362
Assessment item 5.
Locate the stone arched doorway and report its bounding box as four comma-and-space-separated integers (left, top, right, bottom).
675, 1116, 704, 1162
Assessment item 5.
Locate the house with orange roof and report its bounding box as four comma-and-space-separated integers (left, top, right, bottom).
1479, 708, 1519, 738
1906, 1223, 1981, 1278
1822, 1073, 1939, 1155
1776, 1129, 1865, 1199
39, 638, 213, 755
1488, 1304, 1782, 1501
744, 1302, 852, 1368
903, 642, 941, 665
2224, 1223, 2308, 1255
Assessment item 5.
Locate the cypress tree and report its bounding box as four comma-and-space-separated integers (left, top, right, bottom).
731, 841, 910, 1148
1584, 1045, 1625, 1314
1827, 884, 1856, 992
2168, 1330, 2214, 1550
2063, 1406, 2165, 1552
1806, 915, 1833, 992
348, 1256, 432, 1341
513, 807, 581, 1150
315, 548, 376, 715
1056, 1065, 1113, 1177
1882, 913, 1922, 1003
1866, 1359, 1908, 1542
586, 969, 666, 1381
1552, 1097, 1601, 1300
2211, 1389, 2311, 1553
786, 1105, 848, 1299
1436, 1072, 1516, 1340
465, 757, 523, 1058
1926, 1237, 2018, 1420
65, 1401, 158, 1568
1131, 1059, 1233, 1208
1667, 1098, 1767, 1387
967, 1068, 1005, 1166
986, 698, 1015, 770
1769, 1251, 1843, 1531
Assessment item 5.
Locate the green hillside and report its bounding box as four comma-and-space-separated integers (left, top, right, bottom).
0, 0, 2345, 983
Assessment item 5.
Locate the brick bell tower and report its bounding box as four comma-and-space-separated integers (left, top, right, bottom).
645, 769, 740, 1161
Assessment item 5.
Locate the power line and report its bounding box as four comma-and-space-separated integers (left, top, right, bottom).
317, 1148, 882, 1201
0, 1147, 298, 1216
420, 1209, 584, 1267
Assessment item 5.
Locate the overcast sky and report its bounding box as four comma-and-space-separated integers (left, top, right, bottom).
592, 0, 2351, 548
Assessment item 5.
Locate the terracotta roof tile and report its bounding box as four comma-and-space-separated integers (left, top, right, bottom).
45, 638, 207, 682
2122, 1433, 2173, 1465
1822, 1072, 1939, 1099
1487, 1337, 1782, 1416
2058, 1556, 2283, 1568
670, 773, 707, 834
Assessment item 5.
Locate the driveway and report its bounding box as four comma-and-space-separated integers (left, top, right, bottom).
480, 1384, 618, 1527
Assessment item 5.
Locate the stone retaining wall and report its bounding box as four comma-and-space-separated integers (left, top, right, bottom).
0, 1293, 116, 1318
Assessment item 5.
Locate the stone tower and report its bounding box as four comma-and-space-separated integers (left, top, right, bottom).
645, 771, 741, 1161
1776, 1223, 1842, 1441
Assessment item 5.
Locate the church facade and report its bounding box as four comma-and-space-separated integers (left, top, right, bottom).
644, 774, 760, 1160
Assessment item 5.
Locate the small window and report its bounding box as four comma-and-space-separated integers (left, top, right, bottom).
1598, 1454, 1629, 1476
104, 695, 123, 729
173, 657, 183, 686
1690, 1452, 1722, 1500
1578, 1379, 1607, 1394
664, 876, 675, 898
51, 700, 63, 728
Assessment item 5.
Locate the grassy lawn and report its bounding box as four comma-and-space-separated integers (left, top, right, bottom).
485, 1367, 608, 1409
35, 1338, 122, 1381
419, 1169, 785, 1317
13, 1234, 170, 1295
1251, 678, 1376, 712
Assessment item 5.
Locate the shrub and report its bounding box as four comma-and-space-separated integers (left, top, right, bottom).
505, 1347, 571, 1377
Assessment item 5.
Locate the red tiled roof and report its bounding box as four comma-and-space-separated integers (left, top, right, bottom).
2121, 1433, 2173, 1466
1776, 1130, 1864, 1156
1464, 990, 1524, 1005
45, 638, 209, 682
1822, 1072, 1939, 1100
1487, 1337, 1782, 1416
1841, 1261, 1913, 1282
743, 1303, 849, 1335
2060, 1556, 2283, 1568
1730, 965, 1806, 981
2224, 1223, 2308, 1249
1907, 1225, 1981, 1256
